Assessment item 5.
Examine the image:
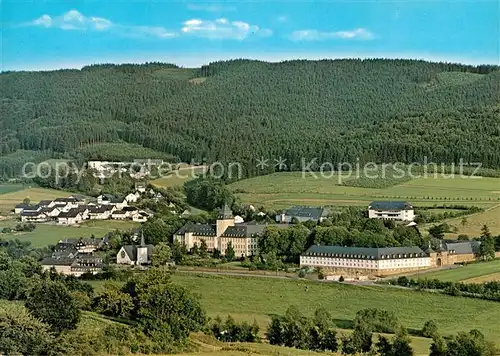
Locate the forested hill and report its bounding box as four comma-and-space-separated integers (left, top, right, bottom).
1, 59, 499, 178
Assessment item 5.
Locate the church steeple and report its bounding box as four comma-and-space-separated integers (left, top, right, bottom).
140, 231, 146, 246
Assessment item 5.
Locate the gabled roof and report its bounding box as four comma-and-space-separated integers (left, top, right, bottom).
284, 206, 327, 220
175, 223, 216, 236
15, 203, 31, 209
369, 201, 413, 210
444, 241, 481, 255
21, 210, 46, 217
121, 244, 154, 261
218, 204, 233, 219
303, 245, 426, 260
38, 200, 53, 206
58, 208, 81, 218
88, 205, 109, 213
54, 197, 79, 203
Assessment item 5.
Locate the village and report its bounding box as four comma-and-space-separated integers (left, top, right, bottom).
13, 183, 158, 225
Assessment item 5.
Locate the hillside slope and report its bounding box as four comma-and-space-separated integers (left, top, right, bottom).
1, 60, 499, 177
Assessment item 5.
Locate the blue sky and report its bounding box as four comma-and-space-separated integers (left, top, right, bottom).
1, 0, 499, 70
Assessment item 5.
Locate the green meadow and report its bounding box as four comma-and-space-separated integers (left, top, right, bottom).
0, 219, 139, 247
414, 259, 500, 283
172, 273, 500, 349
228, 172, 500, 209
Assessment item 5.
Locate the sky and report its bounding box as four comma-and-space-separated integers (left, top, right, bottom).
1, 0, 499, 71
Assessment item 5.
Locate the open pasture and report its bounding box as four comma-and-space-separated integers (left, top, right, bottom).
441, 204, 500, 237
228, 172, 500, 210
152, 165, 207, 188
414, 259, 500, 283
172, 273, 500, 348
0, 219, 139, 247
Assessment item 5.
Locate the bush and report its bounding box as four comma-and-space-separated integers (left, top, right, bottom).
298, 270, 306, 278
339, 275, 345, 282
421, 320, 439, 338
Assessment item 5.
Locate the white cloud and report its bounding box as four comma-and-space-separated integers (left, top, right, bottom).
182, 18, 272, 40
28, 10, 270, 41
29, 10, 176, 38
290, 28, 375, 41
187, 4, 236, 12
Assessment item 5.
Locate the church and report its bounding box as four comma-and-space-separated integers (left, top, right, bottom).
116, 232, 154, 265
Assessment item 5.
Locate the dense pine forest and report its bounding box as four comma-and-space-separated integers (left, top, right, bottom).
1, 59, 499, 178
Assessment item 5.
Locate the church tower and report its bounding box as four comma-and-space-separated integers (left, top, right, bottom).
216, 203, 235, 247
136, 231, 149, 265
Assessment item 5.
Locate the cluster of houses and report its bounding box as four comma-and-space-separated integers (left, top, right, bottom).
15, 191, 153, 225
41, 237, 106, 276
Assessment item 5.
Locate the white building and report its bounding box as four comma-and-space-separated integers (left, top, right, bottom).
368, 201, 415, 221
300, 245, 430, 276
125, 192, 141, 203
116, 234, 153, 265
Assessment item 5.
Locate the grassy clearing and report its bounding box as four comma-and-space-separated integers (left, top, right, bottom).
229, 173, 500, 210
463, 272, 500, 284
152, 165, 207, 188
172, 274, 500, 347
0, 219, 139, 247
0, 187, 71, 214
414, 259, 500, 282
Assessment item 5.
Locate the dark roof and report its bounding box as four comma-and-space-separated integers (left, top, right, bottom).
113, 210, 127, 215
284, 206, 327, 220
303, 245, 426, 260
21, 210, 45, 217
15, 203, 31, 209
444, 241, 481, 255
369, 201, 413, 210
40, 206, 58, 213
38, 200, 53, 206
23, 205, 41, 212
175, 223, 216, 236
54, 197, 79, 203
89, 205, 108, 213
122, 206, 138, 212
41, 257, 74, 266
121, 244, 154, 261
58, 208, 81, 218
218, 204, 233, 219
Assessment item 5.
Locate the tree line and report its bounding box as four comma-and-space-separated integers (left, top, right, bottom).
1, 59, 499, 179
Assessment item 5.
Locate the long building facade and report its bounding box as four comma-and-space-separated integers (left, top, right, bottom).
174, 205, 288, 257
300, 241, 480, 277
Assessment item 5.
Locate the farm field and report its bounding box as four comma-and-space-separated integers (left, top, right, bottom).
228, 172, 500, 210
0, 219, 139, 247
152, 165, 207, 189
171, 274, 500, 349
0, 187, 71, 214
441, 204, 500, 238
414, 259, 500, 283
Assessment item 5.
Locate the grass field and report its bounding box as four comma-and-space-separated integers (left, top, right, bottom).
152, 165, 207, 188
0, 187, 71, 214
171, 273, 500, 350
0, 219, 139, 247
414, 259, 500, 283
441, 205, 500, 238
228, 172, 500, 210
